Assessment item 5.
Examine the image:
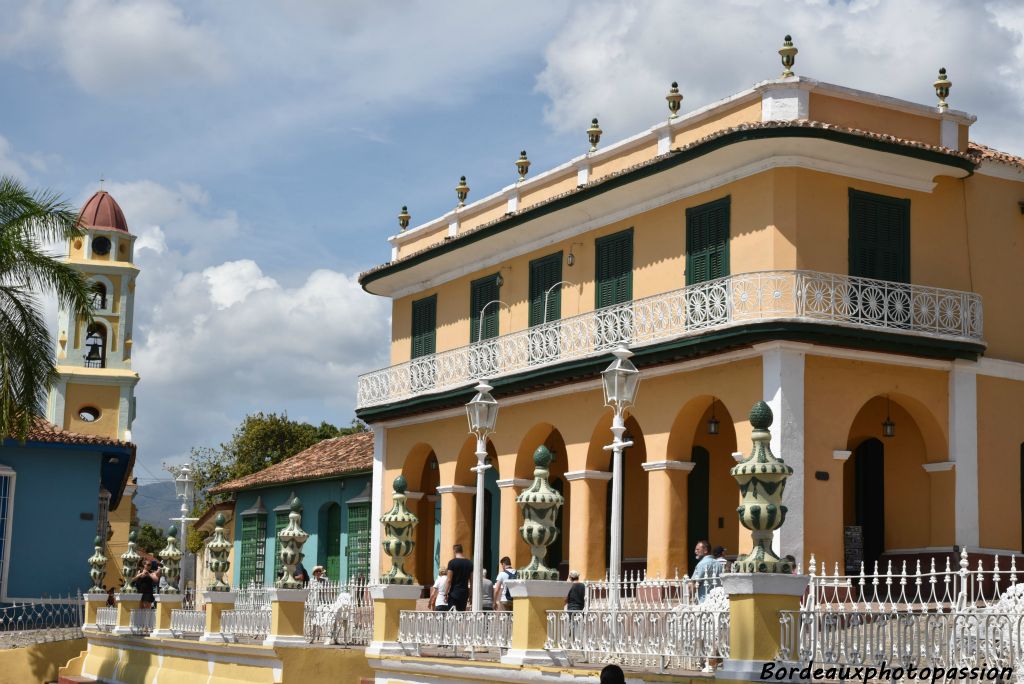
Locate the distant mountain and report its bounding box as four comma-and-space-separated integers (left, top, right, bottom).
133, 481, 183, 531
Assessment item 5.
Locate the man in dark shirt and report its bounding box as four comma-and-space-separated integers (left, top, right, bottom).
445, 544, 473, 611
565, 570, 585, 611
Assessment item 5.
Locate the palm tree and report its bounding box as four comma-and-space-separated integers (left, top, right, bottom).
0, 176, 93, 440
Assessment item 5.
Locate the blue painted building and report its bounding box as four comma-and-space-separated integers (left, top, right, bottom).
0, 418, 133, 601
209, 432, 373, 586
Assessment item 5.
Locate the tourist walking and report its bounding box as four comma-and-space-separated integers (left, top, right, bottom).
564, 571, 585, 611
445, 544, 473, 611
429, 565, 450, 611
493, 556, 517, 611
691, 540, 718, 603
476, 569, 494, 610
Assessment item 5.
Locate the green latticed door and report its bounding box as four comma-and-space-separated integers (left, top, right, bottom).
239, 515, 267, 586
272, 511, 288, 581
346, 503, 370, 581
325, 504, 342, 582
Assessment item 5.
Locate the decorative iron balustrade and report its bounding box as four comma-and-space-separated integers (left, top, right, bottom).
129, 608, 155, 636
779, 549, 1024, 671
220, 608, 270, 641
170, 609, 205, 637
584, 570, 722, 610
0, 595, 84, 647
546, 604, 730, 672
357, 270, 983, 408
303, 578, 372, 645
398, 610, 512, 656
95, 607, 117, 632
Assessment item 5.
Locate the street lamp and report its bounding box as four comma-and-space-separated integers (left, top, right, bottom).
173, 464, 198, 591
601, 345, 640, 596
466, 380, 499, 613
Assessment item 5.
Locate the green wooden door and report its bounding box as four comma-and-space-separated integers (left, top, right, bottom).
848, 189, 910, 283
272, 511, 288, 581
325, 504, 342, 582
469, 274, 501, 342
528, 253, 563, 326
346, 503, 371, 581
595, 229, 633, 309
411, 295, 437, 358
686, 197, 730, 285
239, 515, 267, 587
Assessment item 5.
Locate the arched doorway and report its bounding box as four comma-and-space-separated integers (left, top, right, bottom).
400, 443, 439, 585
599, 415, 647, 576
687, 447, 709, 575
516, 425, 572, 577
852, 438, 885, 569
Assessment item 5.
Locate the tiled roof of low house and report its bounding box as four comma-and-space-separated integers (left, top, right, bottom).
195, 501, 235, 531
967, 142, 1024, 171
360, 119, 979, 283
209, 431, 373, 494
17, 415, 135, 449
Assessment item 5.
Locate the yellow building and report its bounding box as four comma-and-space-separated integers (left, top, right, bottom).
46, 189, 141, 583
356, 64, 1024, 585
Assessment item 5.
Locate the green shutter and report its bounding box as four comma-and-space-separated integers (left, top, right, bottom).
239, 515, 267, 587
411, 295, 437, 359
528, 253, 563, 326
686, 197, 730, 285
325, 504, 342, 582
595, 229, 633, 309
469, 274, 501, 342
346, 503, 371, 581
849, 189, 910, 283
272, 512, 288, 579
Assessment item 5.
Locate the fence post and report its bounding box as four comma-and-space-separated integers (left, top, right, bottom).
199, 590, 237, 642
499, 580, 568, 666
82, 592, 107, 631
111, 592, 141, 636
365, 584, 421, 656
150, 594, 182, 638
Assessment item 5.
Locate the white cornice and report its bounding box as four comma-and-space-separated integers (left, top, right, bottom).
641, 460, 695, 473
832, 450, 852, 462
922, 461, 955, 473
496, 478, 533, 489
563, 470, 612, 482
974, 160, 1024, 182
435, 485, 475, 495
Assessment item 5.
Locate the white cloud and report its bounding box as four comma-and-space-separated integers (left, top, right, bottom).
201, 260, 277, 310
58, 0, 230, 95
535, 0, 1024, 154
0, 135, 28, 179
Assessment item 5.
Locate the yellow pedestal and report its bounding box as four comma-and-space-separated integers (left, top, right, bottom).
720, 574, 809, 682
501, 580, 569, 666
200, 590, 237, 642
264, 587, 309, 646
82, 593, 107, 630
366, 584, 422, 657
112, 593, 141, 636
151, 594, 183, 638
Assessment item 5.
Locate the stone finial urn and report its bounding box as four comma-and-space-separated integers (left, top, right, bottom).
380, 476, 419, 585
731, 401, 794, 573
120, 530, 142, 591
159, 524, 183, 593
206, 513, 232, 591
88, 535, 108, 593
276, 497, 309, 589
516, 446, 565, 579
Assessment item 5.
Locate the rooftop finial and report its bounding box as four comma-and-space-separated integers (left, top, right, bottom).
398, 205, 411, 231
587, 118, 603, 153
515, 150, 531, 181
779, 35, 798, 78
666, 82, 683, 119
934, 67, 952, 110
455, 176, 470, 207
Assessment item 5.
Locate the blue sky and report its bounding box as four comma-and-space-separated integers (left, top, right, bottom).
1, 0, 1022, 483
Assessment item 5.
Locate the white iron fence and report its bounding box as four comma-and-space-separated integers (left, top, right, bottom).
398, 610, 512, 657
584, 570, 722, 610
0, 595, 84, 647
357, 270, 983, 408
95, 606, 116, 632
547, 588, 730, 672
170, 609, 205, 637
220, 583, 270, 642
303, 578, 372, 645
129, 608, 155, 636
780, 549, 1024, 677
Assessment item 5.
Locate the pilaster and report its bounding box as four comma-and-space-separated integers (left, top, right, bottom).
949, 360, 979, 548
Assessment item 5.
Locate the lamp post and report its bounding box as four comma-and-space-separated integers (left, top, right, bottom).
601, 345, 640, 603
466, 380, 499, 613
173, 463, 199, 592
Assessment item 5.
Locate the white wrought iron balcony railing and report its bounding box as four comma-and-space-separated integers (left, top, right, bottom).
170, 608, 205, 637
95, 606, 117, 632
398, 610, 512, 657
357, 270, 984, 409
129, 608, 155, 636
303, 578, 373, 645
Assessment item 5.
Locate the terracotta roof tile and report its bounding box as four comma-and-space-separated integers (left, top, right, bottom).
18, 415, 135, 449
360, 119, 978, 283
209, 431, 373, 494
79, 191, 130, 233
967, 142, 1024, 171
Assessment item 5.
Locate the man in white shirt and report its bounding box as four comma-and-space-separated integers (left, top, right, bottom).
429, 565, 450, 611
493, 556, 517, 611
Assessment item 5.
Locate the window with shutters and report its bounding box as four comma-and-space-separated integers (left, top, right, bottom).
346, 503, 371, 581
595, 229, 633, 309
239, 514, 267, 587
528, 253, 563, 326
469, 274, 501, 342
848, 189, 910, 283
411, 295, 437, 358
685, 197, 730, 285
271, 511, 288, 580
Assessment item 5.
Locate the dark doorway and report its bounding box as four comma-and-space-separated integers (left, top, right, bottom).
550, 478, 565, 576
687, 446, 710, 575
854, 438, 885, 568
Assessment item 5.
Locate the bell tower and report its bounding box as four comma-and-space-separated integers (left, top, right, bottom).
46, 190, 140, 441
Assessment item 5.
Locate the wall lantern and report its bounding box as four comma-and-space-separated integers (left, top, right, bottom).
707, 398, 720, 435
882, 395, 896, 438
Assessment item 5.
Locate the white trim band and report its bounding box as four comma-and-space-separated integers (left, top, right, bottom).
563, 470, 612, 482
641, 460, 696, 472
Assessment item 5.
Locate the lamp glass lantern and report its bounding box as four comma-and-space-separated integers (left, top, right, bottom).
466, 381, 499, 437
882, 396, 895, 438
601, 346, 640, 411
175, 464, 194, 501
707, 399, 720, 435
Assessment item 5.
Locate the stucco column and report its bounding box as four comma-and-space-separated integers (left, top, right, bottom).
758, 342, 807, 564
643, 461, 694, 579
923, 462, 956, 547
497, 478, 533, 568
949, 361, 979, 548
564, 470, 611, 580
436, 485, 475, 560
370, 425, 385, 583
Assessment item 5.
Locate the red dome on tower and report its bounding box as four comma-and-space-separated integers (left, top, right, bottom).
79, 191, 129, 233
